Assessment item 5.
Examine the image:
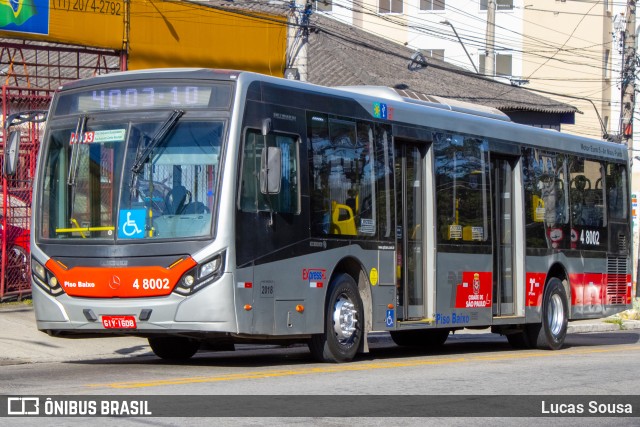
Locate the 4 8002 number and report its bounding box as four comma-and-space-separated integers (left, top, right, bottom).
132, 278, 170, 290
580, 229, 600, 246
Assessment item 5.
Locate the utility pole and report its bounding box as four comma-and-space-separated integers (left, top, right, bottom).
618, 1, 639, 298
620, 0, 636, 145
285, 0, 311, 81
120, 0, 130, 71
485, 0, 496, 77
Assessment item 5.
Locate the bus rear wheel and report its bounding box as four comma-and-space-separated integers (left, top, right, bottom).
309, 273, 364, 363
148, 336, 200, 361
527, 277, 568, 350
390, 329, 450, 348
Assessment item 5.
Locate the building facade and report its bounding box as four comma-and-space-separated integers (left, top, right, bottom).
318, 0, 617, 137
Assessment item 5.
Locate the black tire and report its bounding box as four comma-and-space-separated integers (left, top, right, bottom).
308, 273, 364, 363
527, 277, 568, 350
505, 330, 533, 349
390, 329, 450, 348
148, 336, 200, 361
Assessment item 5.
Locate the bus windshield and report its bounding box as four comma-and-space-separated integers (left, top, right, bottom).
40, 117, 224, 241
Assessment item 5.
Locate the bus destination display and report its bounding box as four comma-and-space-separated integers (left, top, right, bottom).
80, 86, 211, 111
55, 82, 232, 114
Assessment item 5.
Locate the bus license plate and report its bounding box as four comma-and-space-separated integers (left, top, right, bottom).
102, 315, 137, 329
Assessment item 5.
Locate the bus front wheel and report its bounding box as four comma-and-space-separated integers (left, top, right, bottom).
527, 277, 568, 350
148, 336, 200, 361
309, 273, 364, 363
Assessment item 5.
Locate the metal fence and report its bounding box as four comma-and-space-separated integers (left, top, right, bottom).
0, 86, 52, 300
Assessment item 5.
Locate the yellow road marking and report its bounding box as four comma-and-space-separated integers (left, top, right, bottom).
89, 344, 640, 390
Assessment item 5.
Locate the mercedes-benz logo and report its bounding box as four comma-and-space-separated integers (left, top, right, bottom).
109, 275, 121, 290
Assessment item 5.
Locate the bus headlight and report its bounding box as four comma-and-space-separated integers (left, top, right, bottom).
31, 258, 64, 296
33, 260, 46, 281
199, 255, 222, 280
183, 275, 195, 287
174, 251, 225, 296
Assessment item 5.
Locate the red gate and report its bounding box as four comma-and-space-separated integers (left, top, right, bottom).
1, 86, 52, 300
0, 40, 121, 300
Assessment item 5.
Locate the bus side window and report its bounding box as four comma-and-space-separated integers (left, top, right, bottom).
607, 163, 628, 220
570, 158, 604, 227
308, 114, 383, 238
522, 148, 569, 249
434, 133, 490, 245
239, 129, 300, 214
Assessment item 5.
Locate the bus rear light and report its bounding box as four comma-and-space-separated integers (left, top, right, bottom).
244, 304, 252, 311
296, 305, 304, 313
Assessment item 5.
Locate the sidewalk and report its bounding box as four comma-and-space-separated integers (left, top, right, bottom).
0, 305, 150, 366
1, 304, 639, 366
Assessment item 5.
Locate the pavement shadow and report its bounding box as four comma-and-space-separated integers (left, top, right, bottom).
64, 330, 640, 368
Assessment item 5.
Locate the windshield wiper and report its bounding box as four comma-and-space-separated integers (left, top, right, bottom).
131, 109, 184, 175
66, 115, 88, 236
67, 115, 87, 186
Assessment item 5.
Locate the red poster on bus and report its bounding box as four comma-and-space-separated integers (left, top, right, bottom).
455, 272, 492, 309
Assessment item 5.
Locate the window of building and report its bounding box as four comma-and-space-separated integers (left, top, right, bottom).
420, 0, 445, 11
314, 0, 332, 12
480, 0, 513, 10
379, 0, 403, 14
479, 53, 513, 76
423, 49, 445, 61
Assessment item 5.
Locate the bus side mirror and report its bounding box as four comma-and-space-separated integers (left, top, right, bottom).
3, 130, 21, 177
260, 146, 281, 195
261, 118, 272, 136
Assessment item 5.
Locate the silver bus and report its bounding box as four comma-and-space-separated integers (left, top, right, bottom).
26, 69, 632, 362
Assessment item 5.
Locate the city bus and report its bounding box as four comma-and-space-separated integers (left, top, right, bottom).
23, 68, 632, 362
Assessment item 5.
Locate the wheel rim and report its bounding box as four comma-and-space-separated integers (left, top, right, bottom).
548, 293, 565, 337
332, 294, 358, 344
8, 246, 28, 280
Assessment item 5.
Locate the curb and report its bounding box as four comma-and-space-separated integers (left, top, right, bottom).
568, 319, 640, 333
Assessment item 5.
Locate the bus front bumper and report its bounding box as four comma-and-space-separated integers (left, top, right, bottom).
31, 272, 238, 337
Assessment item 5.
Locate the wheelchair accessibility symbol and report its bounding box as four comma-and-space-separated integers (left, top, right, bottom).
385, 309, 394, 327
118, 209, 145, 239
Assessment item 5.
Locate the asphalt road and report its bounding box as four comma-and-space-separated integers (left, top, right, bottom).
2, 304, 640, 426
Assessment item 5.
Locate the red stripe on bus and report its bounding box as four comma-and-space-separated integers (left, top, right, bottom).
45, 257, 197, 298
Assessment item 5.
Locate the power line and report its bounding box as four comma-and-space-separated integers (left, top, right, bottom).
123, 0, 620, 135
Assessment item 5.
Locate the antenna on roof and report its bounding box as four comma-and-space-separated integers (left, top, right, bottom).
408, 51, 427, 71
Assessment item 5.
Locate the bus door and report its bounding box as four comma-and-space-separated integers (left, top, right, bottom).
491, 156, 517, 317
395, 142, 428, 320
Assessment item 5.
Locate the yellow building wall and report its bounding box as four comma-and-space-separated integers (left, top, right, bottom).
0, 0, 287, 76
128, 1, 287, 74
